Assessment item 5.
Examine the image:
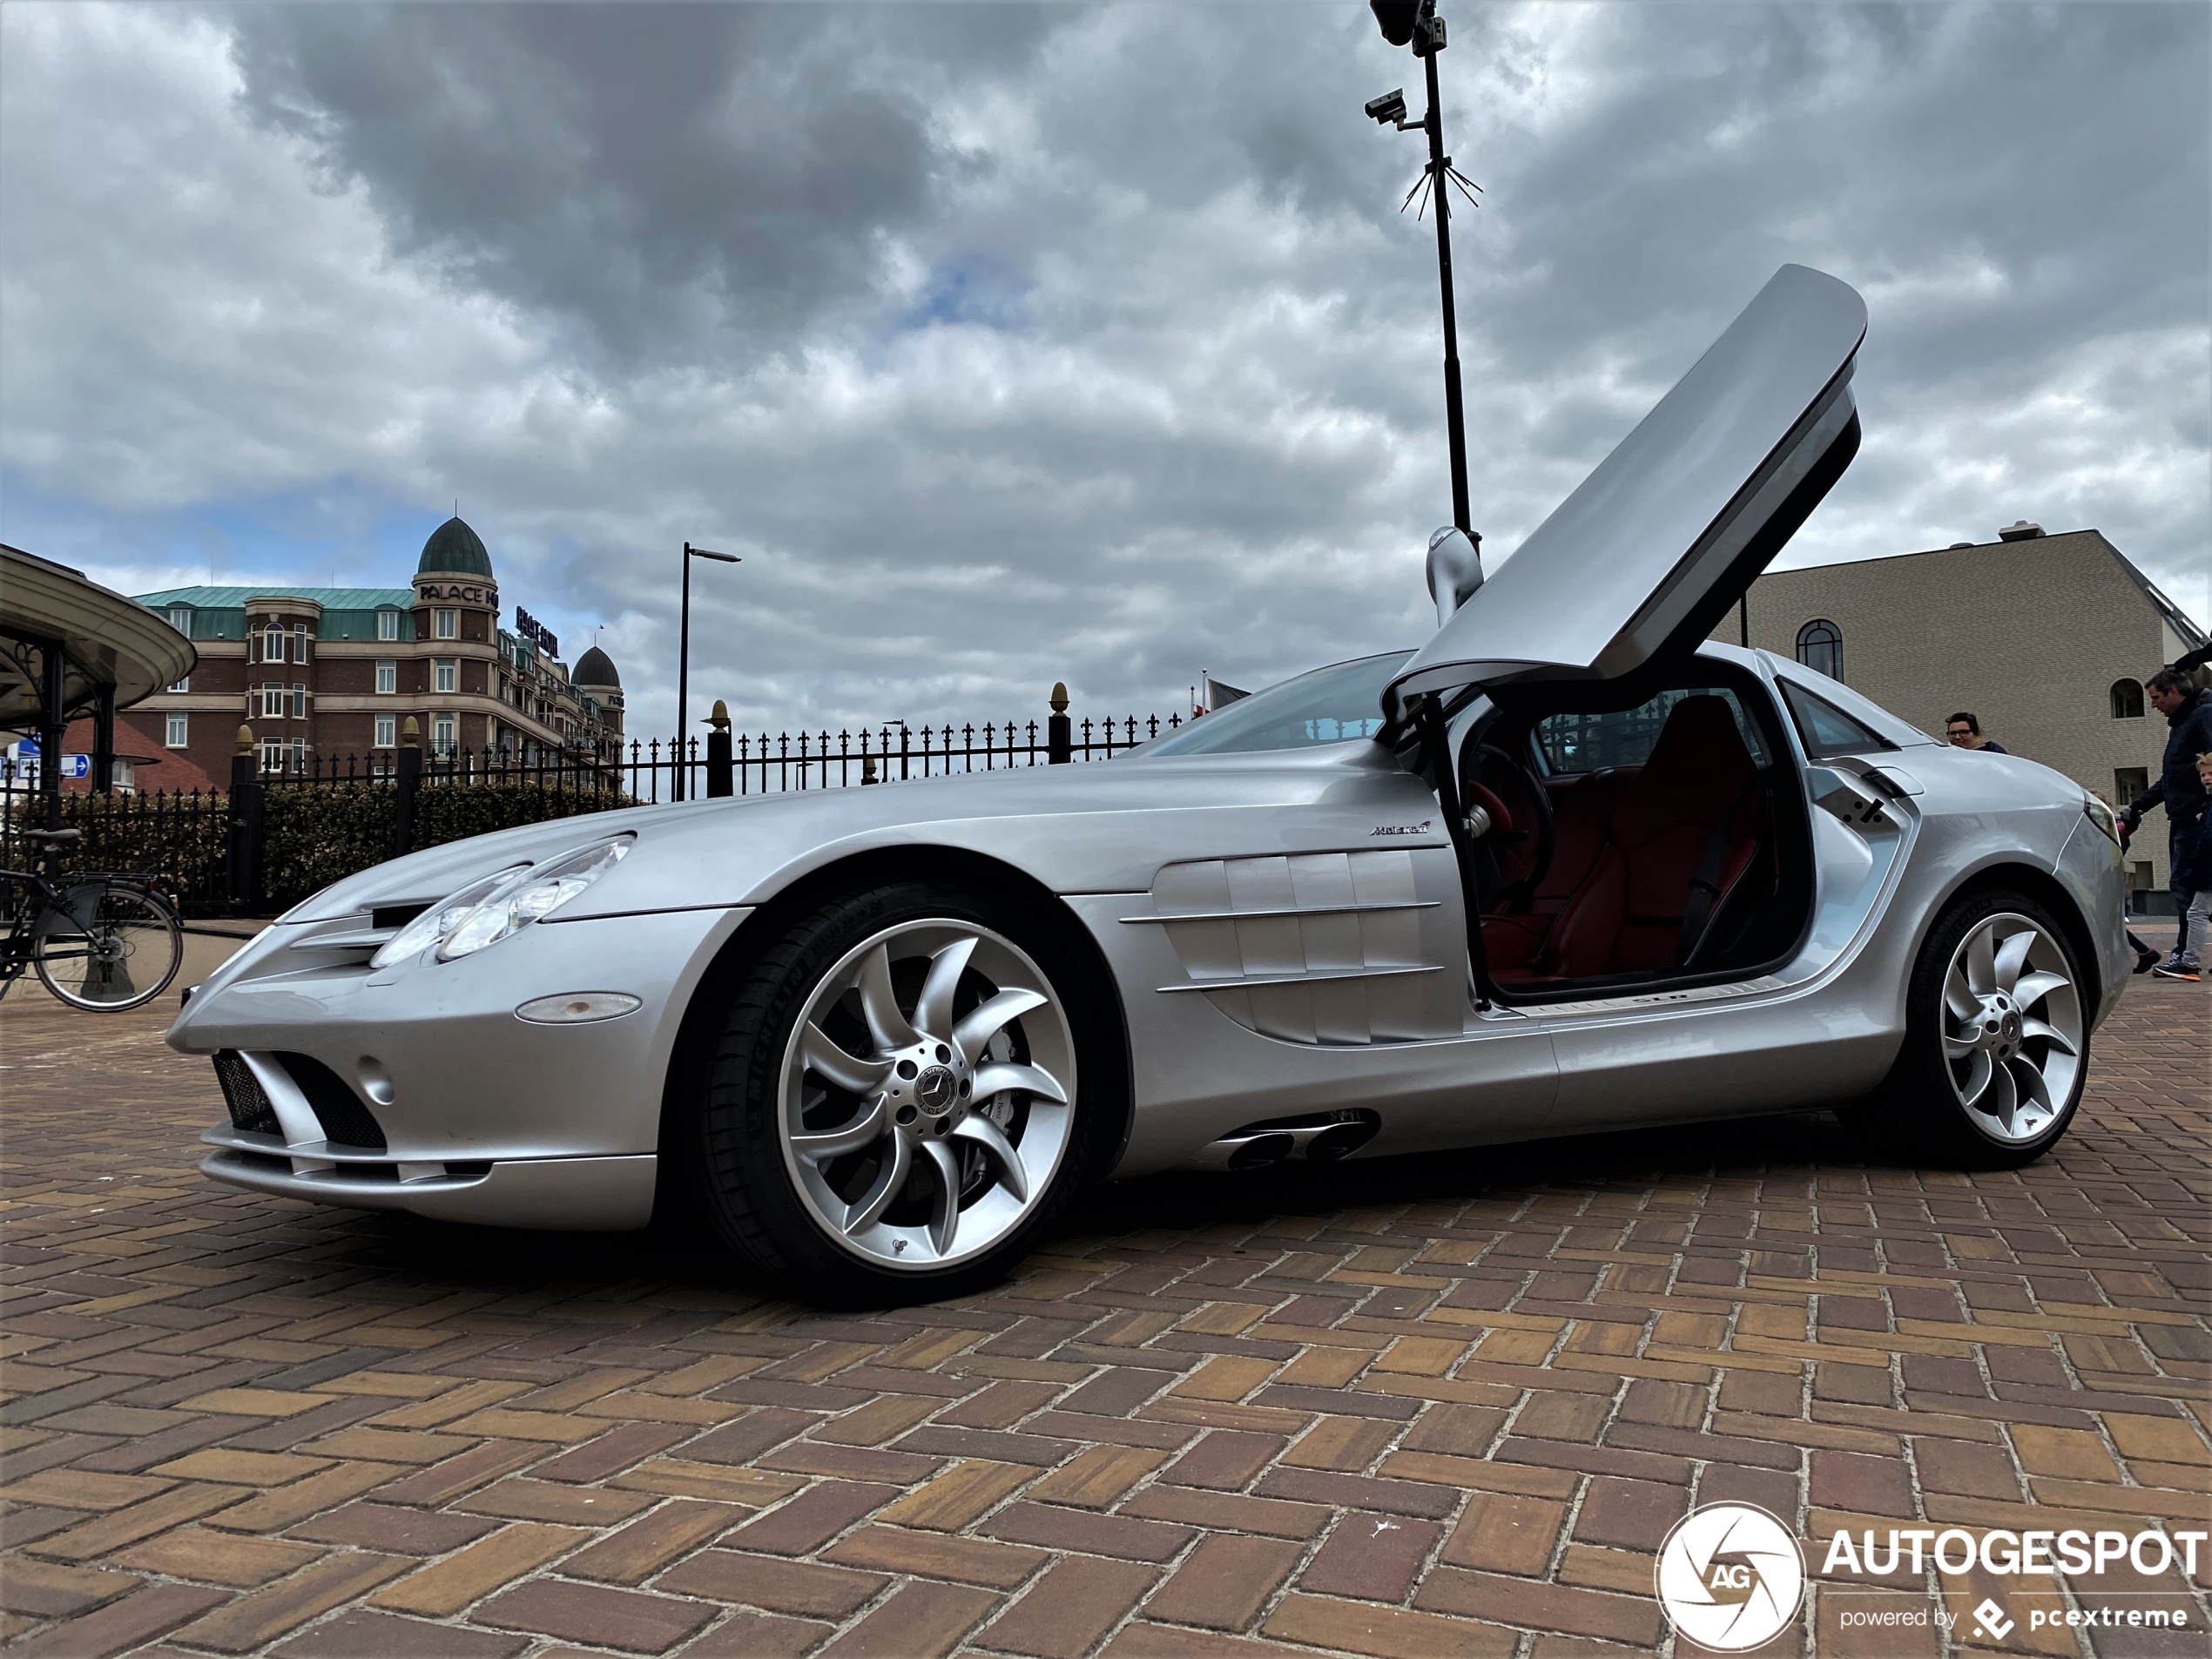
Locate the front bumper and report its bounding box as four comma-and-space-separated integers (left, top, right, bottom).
198, 1137, 657, 1230
171, 904, 749, 1230
2056, 815, 2129, 1029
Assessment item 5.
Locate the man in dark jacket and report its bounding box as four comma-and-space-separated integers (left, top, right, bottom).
2123, 668, 2212, 978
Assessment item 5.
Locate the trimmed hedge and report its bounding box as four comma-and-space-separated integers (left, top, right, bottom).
11, 779, 631, 917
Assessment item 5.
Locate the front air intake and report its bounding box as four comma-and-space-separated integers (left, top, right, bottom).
274, 1052, 388, 1151
212, 1051, 280, 1136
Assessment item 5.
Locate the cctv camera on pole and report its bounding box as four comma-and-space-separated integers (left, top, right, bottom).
1367, 0, 1480, 547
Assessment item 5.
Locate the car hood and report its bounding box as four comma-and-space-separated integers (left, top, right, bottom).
283, 740, 1421, 923
1388, 264, 1866, 712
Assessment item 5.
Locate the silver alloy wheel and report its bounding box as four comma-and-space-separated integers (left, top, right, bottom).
776, 919, 1076, 1271
1940, 911, 2080, 1146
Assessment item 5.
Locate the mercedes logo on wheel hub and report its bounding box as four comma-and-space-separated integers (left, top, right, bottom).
915, 1065, 958, 1116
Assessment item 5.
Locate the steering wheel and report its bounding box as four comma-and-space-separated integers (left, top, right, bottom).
1465, 742, 1554, 906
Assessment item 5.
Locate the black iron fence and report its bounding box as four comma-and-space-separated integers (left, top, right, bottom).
0, 777, 231, 914
3, 702, 1183, 918
636, 710, 1185, 801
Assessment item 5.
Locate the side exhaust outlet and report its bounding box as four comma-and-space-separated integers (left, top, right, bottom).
1190, 1109, 1381, 1171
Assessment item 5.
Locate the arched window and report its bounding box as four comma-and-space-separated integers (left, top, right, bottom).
1796, 618, 1843, 681
2109, 678, 2144, 719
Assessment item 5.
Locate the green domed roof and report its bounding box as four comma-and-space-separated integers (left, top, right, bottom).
573, 645, 620, 688
417, 516, 494, 579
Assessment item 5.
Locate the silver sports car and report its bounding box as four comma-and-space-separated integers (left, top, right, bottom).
172, 266, 2128, 1301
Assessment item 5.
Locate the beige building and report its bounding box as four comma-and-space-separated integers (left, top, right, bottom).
1717, 524, 2208, 902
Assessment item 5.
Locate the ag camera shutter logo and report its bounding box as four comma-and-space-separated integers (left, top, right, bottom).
1655, 1502, 1805, 1650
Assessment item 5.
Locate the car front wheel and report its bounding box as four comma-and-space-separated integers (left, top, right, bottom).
691, 881, 1114, 1303
1850, 891, 2087, 1168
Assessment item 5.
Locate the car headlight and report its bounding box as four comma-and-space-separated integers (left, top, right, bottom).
436, 835, 634, 962
369, 866, 529, 968
2082, 795, 2121, 846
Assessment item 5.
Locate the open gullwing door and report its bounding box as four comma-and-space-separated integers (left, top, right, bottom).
1387, 264, 1867, 713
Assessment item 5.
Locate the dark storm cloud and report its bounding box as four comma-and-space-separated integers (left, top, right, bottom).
226, 3, 1058, 365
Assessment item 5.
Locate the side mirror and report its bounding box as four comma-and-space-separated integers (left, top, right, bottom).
1425, 526, 1483, 628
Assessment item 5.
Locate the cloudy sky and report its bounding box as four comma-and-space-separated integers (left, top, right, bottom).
3, 2, 2206, 743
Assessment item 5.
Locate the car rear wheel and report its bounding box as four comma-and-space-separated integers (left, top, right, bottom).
691, 880, 1116, 1303
1849, 891, 2086, 1168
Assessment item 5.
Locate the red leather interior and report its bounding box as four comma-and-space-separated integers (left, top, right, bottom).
1485, 696, 1764, 983
1462, 782, 1513, 838
1481, 767, 1634, 972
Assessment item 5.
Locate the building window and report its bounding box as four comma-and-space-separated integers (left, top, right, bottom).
170, 674, 190, 693
374, 715, 396, 749
1795, 618, 1843, 681
375, 661, 397, 695
433, 713, 456, 755
435, 608, 456, 640
2114, 767, 2148, 809
2110, 678, 2145, 719
165, 712, 189, 748
291, 684, 307, 718
263, 622, 286, 663
260, 740, 285, 774
167, 606, 192, 634
291, 738, 307, 774
260, 683, 284, 719
293, 623, 310, 664
377, 609, 400, 642
435, 658, 457, 694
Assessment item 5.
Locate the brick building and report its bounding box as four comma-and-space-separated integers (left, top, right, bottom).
1718, 523, 2208, 899
132, 517, 624, 781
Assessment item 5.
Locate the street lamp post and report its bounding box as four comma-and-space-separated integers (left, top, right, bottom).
677, 542, 740, 801
1367, 0, 1479, 538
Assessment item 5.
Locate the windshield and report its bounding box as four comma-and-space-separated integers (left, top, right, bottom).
1140, 651, 1413, 757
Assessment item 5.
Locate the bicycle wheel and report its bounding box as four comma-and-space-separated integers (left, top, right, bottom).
34, 885, 183, 1012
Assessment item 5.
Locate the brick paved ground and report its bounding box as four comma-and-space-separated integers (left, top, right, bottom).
1, 973, 2205, 1658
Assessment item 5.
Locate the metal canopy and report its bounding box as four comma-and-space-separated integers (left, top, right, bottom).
1388, 265, 1867, 709
2, 543, 197, 736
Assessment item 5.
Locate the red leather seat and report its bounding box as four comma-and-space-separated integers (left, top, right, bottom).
1482, 767, 1635, 975
1509, 697, 1764, 981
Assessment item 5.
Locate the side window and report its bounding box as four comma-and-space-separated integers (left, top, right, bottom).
1533, 686, 1770, 774
1779, 678, 1894, 759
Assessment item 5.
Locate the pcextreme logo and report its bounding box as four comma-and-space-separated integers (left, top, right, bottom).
1655, 1503, 1805, 1650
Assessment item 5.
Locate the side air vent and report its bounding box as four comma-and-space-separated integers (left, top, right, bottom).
212, 1050, 280, 1136
274, 1052, 387, 1151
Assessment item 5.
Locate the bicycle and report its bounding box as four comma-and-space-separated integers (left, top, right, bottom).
0, 827, 184, 1012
